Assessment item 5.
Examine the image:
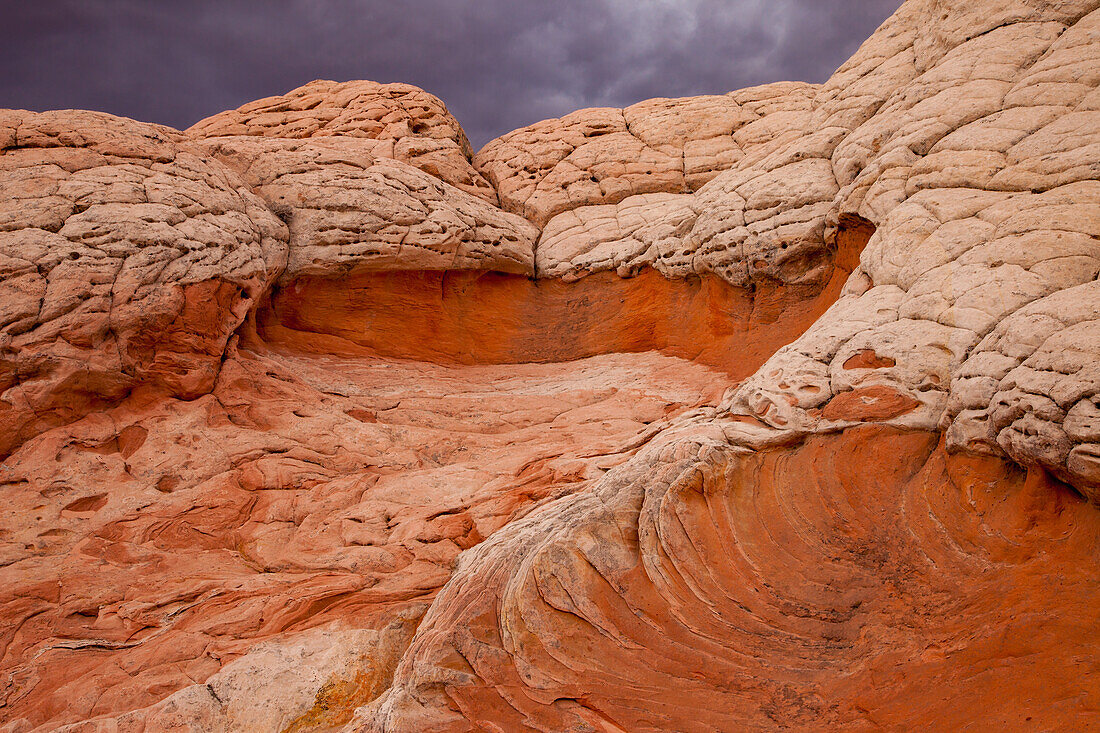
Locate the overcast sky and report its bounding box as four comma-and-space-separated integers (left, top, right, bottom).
4, 0, 901, 149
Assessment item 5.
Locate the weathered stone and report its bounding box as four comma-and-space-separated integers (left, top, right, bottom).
0, 109, 287, 459
188, 79, 497, 203
2, 2, 1099, 731
188, 135, 538, 279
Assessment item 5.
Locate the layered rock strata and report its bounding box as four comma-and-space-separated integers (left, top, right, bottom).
1, 0, 1098, 731
368, 427, 1100, 731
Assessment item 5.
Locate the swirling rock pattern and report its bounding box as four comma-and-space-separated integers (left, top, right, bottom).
1, 0, 1099, 731
366, 426, 1100, 731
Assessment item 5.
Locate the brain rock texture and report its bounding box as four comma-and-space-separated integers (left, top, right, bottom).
1, 1, 1099, 731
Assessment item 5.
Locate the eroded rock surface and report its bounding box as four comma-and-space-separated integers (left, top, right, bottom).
475, 82, 817, 228
2, 0, 1099, 731
1, 346, 725, 731
0, 109, 286, 459
366, 427, 1100, 732
722, 2, 1100, 496
188, 79, 497, 204
188, 136, 538, 279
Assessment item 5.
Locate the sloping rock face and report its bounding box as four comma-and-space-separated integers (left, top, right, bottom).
1, 1, 1099, 731
368, 428, 1099, 731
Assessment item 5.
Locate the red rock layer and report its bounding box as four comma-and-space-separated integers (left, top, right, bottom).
0, 181, 871, 733
257, 215, 867, 379
0, 344, 727, 731
262, 271, 826, 378
5, 0, 1100, 724
368, 426, 1100, 731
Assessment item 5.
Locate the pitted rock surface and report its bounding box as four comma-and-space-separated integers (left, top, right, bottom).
0, 347, 725, 731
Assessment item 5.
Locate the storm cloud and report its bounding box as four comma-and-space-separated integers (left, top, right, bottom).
3, 0, 902, 148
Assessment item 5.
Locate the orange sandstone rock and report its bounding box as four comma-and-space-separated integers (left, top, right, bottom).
1, 0, 1099, 730
0, 346, 727, 731
365, 427, 1100, 732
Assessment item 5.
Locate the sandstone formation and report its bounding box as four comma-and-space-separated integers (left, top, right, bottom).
188, 135, 538, 279
2, 345, 725, 730
2, 0, 1099, 731
187, 79, 498, 204
721, 2, 1100, 496
368, 427, 1100, 731
0, 109, 286, 459
475, 82, 817, 227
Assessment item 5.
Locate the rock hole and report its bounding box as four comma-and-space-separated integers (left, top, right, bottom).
63, 494, 107, 513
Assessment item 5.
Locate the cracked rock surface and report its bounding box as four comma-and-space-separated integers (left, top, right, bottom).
1, 0, 1099, 731
188, 136, 538, 279
721, 1, 1100, 496
188, 79, 497, 204
0, 109, 287, 459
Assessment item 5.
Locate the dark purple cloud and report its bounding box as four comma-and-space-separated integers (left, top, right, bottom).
3, 0, 902, 149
